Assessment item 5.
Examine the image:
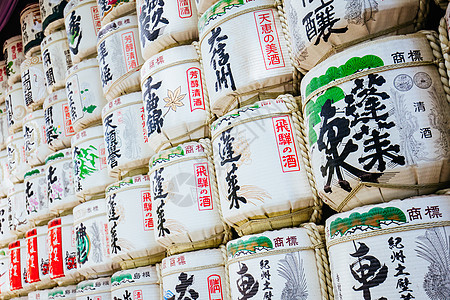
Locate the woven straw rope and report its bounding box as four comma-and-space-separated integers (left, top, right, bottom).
434, 0, 449, 10
438, 16, 450, 103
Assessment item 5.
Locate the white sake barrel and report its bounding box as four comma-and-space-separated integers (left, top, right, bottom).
0, 61, 7, 103
5, 83, 27, 134
24, 166, 52, 226
105, 175, 165, 265
25, 226, 53, 289
96, 0, 136, 25
199, 0, 294, 116
227, 225, 329, 299
20, 56, 48, 110
64, 0, 103, 63
102, 92, 153, 178
41, 30, 73, 93
7, 132, 31, 183
302, 32, 450, 212
23, 110, 52, 167
44, 90, 76, 150
66, 58, 108, 132
8, 239, 31, 293
39, 0, 69, 36
141, 45, 210, 153
137, 0, 199, 60
111, 266, 160, 299
149, 141, 228, 254
73, 199, 115, 278
76, 277, 111, 300
49, 285, 77, 300
161, 248, 227, 300
20, 4, 44, 58
326, 195, 450, 300
28, 290, 49, 300
7, 184, 31, 236
97, 15, 144, 101
211, 97, 319, 236
284, 0, 426, 73
0, 149, 14, 198
48, 215, 80, 285
193, 0, 218, 15
46, 149, 79, 214
3, 36, 26, 85
0, 107, 8, 149
0, 200, 15, 247
72, 125, 114, 201
0, 248, 11, 296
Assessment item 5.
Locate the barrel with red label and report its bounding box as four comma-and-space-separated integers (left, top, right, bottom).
3, 36, 26, 85
0, 61, 7, 103
25, 226, 54, 289
8, 239, 31, 293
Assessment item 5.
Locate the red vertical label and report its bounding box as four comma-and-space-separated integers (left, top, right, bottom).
48, 219, 64, 279
141, 190, 153, 230
177, 0, 192, 18
254, 10, 285, 70
272, 115, 300, 172
26, 229, 40, 283
63, 103, 75, 136
9, 241, 22, 290
194, 162, 213, 211
186, 67, 205, 112
208, 274, 223, 300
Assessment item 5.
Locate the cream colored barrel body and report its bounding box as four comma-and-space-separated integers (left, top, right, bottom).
8, 239, 30, 293
44, 90, 76, 150
102, 92, 153, 178
0, 248, 11, 297
110, 266, 159, 299
199, 0, 293, 116
150, 141, 227, 254
48, 216, 80, 285
5, 83, 27, 134
194, 0, 218, 15
41, 30, 73, 93
0, 61, 7, 103
64, 0, 102, 63
105, 175, 165, 264
137, 0, 198, 60
302, 33, 450, 212
97, 15, 144, 101
0, 107, 8, 149
72, 126, 114, 200
66, 59, 108, 132
326, 195, 450, 300
20, 56, 48, 110
24, 166, 52, 226
96, 0, 136, 26
49, 285, 77, 300
25, 226, 53, 289
7, 184, 31, 236
39, 0, 69, 36
74, 199, 115, 278
211, 98, 318, 236
3, 36, 26, 85
0, 200, 15, 247
141, 45, 210, 153
28, 290, 49, 300
23, 110, 52, 167
76, 277, 111, 300
7, 132, 31, 183
0, 150, 14, 198
20, 4, 44, 58
161, 248, 227, 299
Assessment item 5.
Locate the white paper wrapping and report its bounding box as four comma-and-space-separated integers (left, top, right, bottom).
49, 285, 77, 300
7, 132, 31, 184
0, 107, 8, 149
0, 61, 7, 104
110, 266, 159, 299
7, 184, 31, 236
96, 0, 136, 25
20, 56, 48, 110
3, 36, 26, 86
41, 30, 73, 93
23, 110, 53, 167
199, 0, 294, 116
66, 58, 108, 132
0, 248, 11, 297
97, 15, 144, 101
39, 0, 68, 36
64, 0, 102, 63
141, 45, 210, 153
24, 166, 52, 226
105, 175, 165, 264
20, 4, 44, 58
25, 226, 52, 289
326, 195, 450, 300
76, 277, 111, 300
0, 149, 14, 198
137, 0, 199, 60
46, 149, 79, 214
301, 33, 450, 212
102, 92, 153, 178
0, 199, 15, 248
5, 83, 27, 135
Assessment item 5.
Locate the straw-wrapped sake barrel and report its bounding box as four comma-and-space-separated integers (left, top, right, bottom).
0, 107, 8, 149
97, 15, 144, 101
20, 4, 44, 58
39, 0, 69, 36
111, 266, 160, 299
326, 194, 450, 300
141, 45, 210, 153
149, 141, 228, 254
25, 226, 53, 289
48, 216, 80, 285
66, 59, 108, 133
284, 0, 428, 73
44, 90, 76, 150
0, 199, 15, 247
0, 248, 11, 297
7, 184, 31, 236
136, 0, 198, 60
199, 0, 294, 116
23, 110, 53, 167
20, 56, 48, 111
74, 199, 115, 278
102, 92, 153, 178
8, 239, 31, 293
3, 36, 26, 85
5, 83, 27, 134
302, 32, 450, 212
161, 248, 228, 299
76, 277, 111, 300
28, 290, 49, 300
0, 149, 14, 198
211, 97, 320, 236
7, 132, 31, 183
46, 149, 79, 214
105, 175, 165, 266
96, 0, 136, 25
64, 0, 103, 63
24, 166, 52, 226
41, 30, 73, 93
49, 285, 77, 300
227, 224, 332, 299
0, 61, 7, 103
72, 125, 114, 201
